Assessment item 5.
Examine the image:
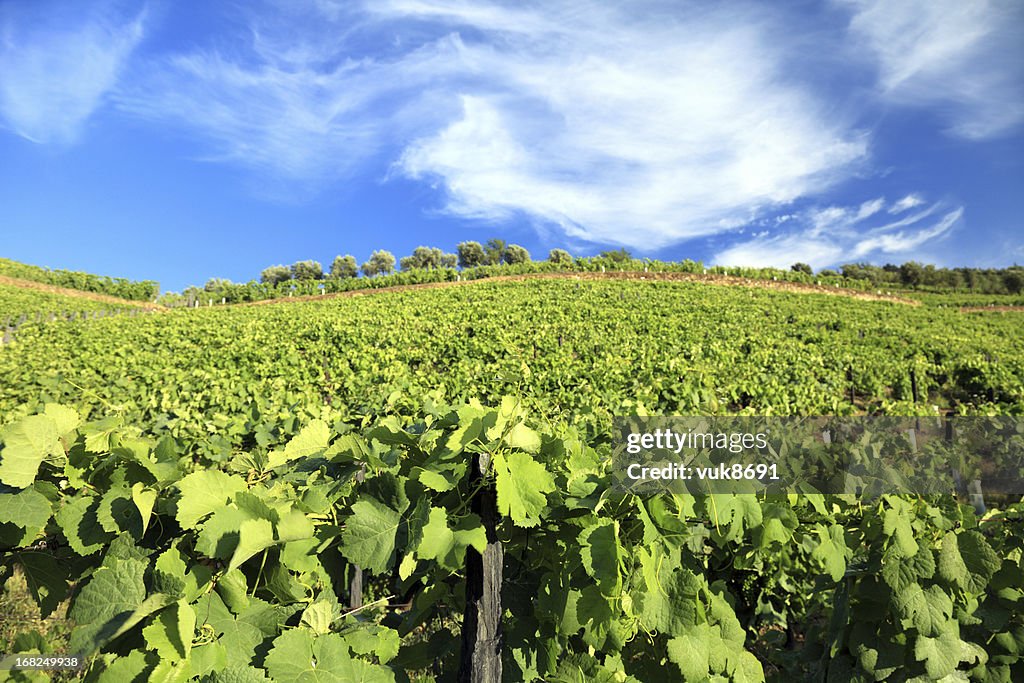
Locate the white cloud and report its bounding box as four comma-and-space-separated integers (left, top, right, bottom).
0, 3, 145, 144
842, 0, 1024, 139
714, 195, 962, 269
856, 197, 885, 221
389, 2, 868, 247
118, 35, 467, 180
889, 194, 925, 213
715, 235, 845, 271
112, 1, 867, 248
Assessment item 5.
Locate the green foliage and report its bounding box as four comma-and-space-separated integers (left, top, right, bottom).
598, 248, 631, 263
398, 246, 456, 271
361, 250, 396, 277
329, 255, 358, 280
457, 241, 487, 268
0, 257, 159, 301
548, 248, 573, 265
0, 283, 144, 320
290, 261, 323, 281
503, 244, 531, 264
0, 278, 1022, 682
484, 238, 507, 265
259, 265, 291, 286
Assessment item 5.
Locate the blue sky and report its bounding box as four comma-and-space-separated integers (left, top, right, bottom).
1, 0, 1022, 292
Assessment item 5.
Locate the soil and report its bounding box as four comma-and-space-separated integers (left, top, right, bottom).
0, 274, 164, 310
239, 271, 920, 307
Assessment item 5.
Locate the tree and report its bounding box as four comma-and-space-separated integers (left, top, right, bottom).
599, 248, 631, 263
440, 252, 458, 269
484, 239, 507, 265
548, 248, 573, 265
400, 246, 439, 271
291, 260, 323, 281
457, 241, 487, 269
362, 250, 396, 277
1003, 268, 1024, 294
330, 255, 358, 279
204, 278, 232, 292
791, 262, 813, 275
899, 261, 924, 287
260, 265, 291, 285
503, 244, 531, 264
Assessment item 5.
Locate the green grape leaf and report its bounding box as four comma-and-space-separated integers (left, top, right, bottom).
416, 468, 455, 493
881, 544, 935, 593
149, 659, 192, 683
68, 554, 148, 654
276, 508, 315, 543
176, 470, 248, 530
191, 642, 229, 679
266, 420, 331, 470
195, 505, 248, 560
300, 600, 336, 635
492, 451, 554, 528
228, 518, 275, 572
0, 488, 52, 542
98, 485, 140, 536
731, 650, 765, 683
895, 583, 952, 636
0, 414, 62, 488
95, 650, 153, 683
15, 551, 69, 618
143, 600, 196, 661
811, 525, 847, 582
938, 530, 1000, 594
202, 666, 272, 683
43, 403, 80, 437
216, 569, 251, 613
635, 547, 701, 636
504, 422, 542, 453
580, 519, 620, 596
882, 503, 919, 557
56, 495, 114, 556
343, 626, 400, 664
264, 629, 395, 683
132, 482, 157, 534
913, 629, 962, 679
416, 507, 455, 562
576, 585, 615, 649
340, 497, 401, 574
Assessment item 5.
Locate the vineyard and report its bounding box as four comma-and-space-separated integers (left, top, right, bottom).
1, 277, 1022, 682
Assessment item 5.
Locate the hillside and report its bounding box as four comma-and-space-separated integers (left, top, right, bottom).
0, 277, 1021, 682
0, 278, 159, 321
0, 257, 159, 302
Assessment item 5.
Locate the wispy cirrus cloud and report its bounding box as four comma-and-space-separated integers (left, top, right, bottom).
889, 194, 925, 214
112, 1, 868, 247
840, 0, 1024, 139
0, 2, 146, 144
387, 2, 869, 248
9, 0, 1006, 264
714, 196, 963, 269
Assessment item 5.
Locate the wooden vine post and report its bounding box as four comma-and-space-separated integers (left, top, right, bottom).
458, 451, 503, 683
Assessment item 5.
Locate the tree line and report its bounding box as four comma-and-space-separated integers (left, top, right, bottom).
257, 239, 536, 285
159, 240, 1023, 306
791, 261, 1024, 294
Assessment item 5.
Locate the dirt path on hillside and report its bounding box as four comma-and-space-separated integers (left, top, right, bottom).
959, 305, 1024, 313
240, 271, 919, 307
0, 275, 164, 310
